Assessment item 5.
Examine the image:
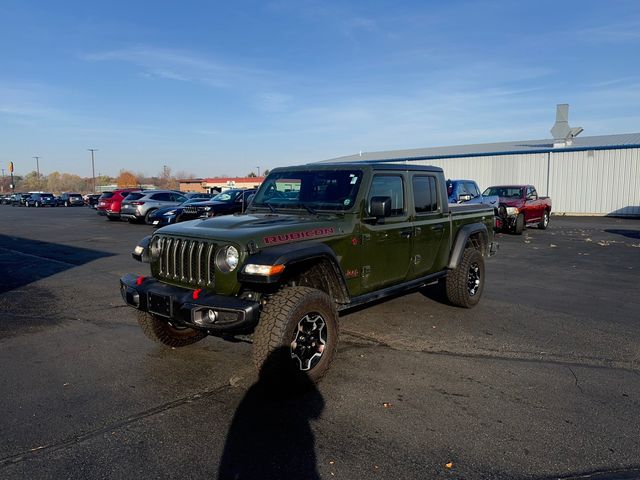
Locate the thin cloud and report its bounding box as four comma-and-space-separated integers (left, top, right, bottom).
577, 21, 640, 43
82, 46, 271, 88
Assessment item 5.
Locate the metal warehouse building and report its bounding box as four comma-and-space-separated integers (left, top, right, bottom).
327, 107, 640, 217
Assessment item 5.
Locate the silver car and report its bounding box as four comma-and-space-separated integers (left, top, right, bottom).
120, 190, 188, 224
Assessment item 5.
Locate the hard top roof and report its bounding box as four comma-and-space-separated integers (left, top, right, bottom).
272, 162, 443, 173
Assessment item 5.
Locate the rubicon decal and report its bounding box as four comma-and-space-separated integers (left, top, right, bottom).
264, 227, 335, 245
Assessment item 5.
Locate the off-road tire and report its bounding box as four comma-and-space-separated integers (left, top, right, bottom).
252, 286, 339, 384
514, 213, 525, 235
538, 210, 549, 230
144, 209, 157, 225
137, 311, 206, 347
445, 248, 485, 308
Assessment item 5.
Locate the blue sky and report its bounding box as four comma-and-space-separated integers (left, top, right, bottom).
1, 0, 639, 178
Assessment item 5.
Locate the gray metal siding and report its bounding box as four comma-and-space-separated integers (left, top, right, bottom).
549, 148, 640, 216
388, 147, 639, 216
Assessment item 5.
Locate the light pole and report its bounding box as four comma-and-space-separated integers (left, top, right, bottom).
1, 168, 5, 193
33, 156, 41, 189
256, 166, 260, 177
88, 149, 97, 193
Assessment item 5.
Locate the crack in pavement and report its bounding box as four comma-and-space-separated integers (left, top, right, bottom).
341, 329, 640, 374
568, 366, 584, 394
0, 382, 236, 468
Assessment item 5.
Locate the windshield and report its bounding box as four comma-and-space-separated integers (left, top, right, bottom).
124, 192, 144, 201
252, 170, 363, 211
181, 197, 210, 206
212, 190, 242, 203
483, 187, 523, 198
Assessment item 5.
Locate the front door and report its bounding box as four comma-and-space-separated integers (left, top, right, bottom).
360, 174, 413, 292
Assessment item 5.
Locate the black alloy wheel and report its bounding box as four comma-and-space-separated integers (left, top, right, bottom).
290, 312, 327, 371
467, 261, 481, 296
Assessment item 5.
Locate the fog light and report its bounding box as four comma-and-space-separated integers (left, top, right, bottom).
206, 309, 218, 322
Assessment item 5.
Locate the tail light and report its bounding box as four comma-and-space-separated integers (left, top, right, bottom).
131, 201, 145, 206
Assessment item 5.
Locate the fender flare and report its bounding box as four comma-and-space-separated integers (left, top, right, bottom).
238, 241, 349, 292
447, 223, 489, 270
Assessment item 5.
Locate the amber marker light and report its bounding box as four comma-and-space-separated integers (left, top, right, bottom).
243, 264, 285, 276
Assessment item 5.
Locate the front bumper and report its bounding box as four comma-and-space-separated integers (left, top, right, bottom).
119, 273, 260, 335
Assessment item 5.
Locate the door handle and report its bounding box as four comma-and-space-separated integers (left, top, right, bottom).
431, 224, 444, 231
400, 230, 413, 239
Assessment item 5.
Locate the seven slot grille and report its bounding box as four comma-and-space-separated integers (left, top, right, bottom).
153, 236, 216, 287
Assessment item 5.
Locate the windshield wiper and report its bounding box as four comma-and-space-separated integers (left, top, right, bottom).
262, 201, 276, 213
298, 203, 317, 215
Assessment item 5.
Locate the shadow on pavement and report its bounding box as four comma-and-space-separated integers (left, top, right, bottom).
604, 229, 640, 240
0, 234, 114, 294
218, 347, 325, 480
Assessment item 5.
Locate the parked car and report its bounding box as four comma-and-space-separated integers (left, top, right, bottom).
120, 190, 188, 224
97, 189, 139, 221
11, 193, 31, 206
148, 189, 256, 227
483, 185, 552, 234
184, 192, 216, 200
0, 194, 11, 205
447, 179, 499, 207
26, 192, 57, 207
58, 192, 84, 207
85, 193, 102, 208
121, 162, 497, 382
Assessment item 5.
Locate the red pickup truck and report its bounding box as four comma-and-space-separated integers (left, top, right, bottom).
482, 185, 552, 234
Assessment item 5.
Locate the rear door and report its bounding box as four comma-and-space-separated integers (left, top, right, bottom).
360, 173, 413, 291
410, 174, 448, 278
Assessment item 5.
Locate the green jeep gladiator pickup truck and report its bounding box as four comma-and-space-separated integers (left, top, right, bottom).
120, 162, 497, 382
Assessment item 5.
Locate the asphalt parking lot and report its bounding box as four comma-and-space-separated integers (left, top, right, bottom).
1, 206, 639, 479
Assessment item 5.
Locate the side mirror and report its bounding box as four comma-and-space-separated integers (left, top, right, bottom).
370, 196, 391, 218
458, 194, 472, 202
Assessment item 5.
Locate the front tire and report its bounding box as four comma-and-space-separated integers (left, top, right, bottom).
137, 311, 206, 347
144, 209, 157, 225
514, 213, 525, 235
445, 248, 485, 308
252, 286, 339, 384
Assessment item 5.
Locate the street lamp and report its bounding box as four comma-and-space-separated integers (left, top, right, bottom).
256, 166, 260, 177
88, 149, 97, 193
33, 156, 41, 189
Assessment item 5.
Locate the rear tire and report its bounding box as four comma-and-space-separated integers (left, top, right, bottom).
538, 211, 549, 230
514, 213, 525, 235
137, 311, 206, 347
107, 215, 119, 221
252, 286, 339, 384
445, 248, 485, 308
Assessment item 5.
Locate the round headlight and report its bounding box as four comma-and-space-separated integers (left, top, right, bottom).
149, 237, 162, 260
215, 245, 239, 272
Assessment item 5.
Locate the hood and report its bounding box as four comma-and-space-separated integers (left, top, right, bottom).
153, 205, 180, 215
156, 212, 344, 248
